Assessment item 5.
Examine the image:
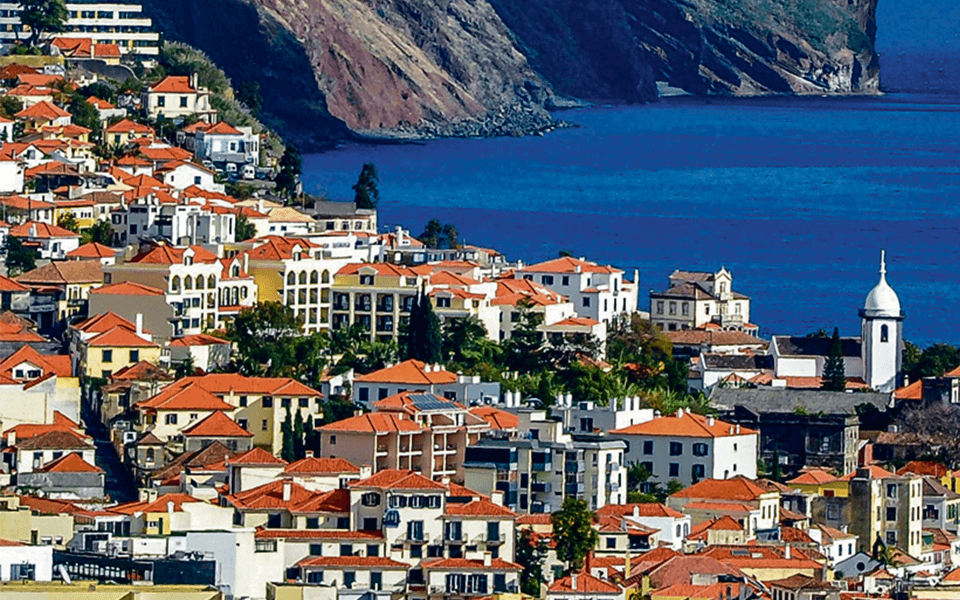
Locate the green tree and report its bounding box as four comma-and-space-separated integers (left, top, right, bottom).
57, 211, 80, 233
401, 289, 442, 363
173, 353, 196, 379
275, 144, 302, 199
237, 81, 262, 114
80, 82, 117, 104
516, 528, 546, 596
3, 236, 36, 276
417, 219, 459, 249
281, 406, 295, 462
822, 327, 846, 391
905, 342, 960, 383
320, 397, 359, 425
441, 316, 500, 369
503, 299, 546, 374
68, 95, 101, 141
352, 163, 380, 210
304, 415, 321, 454
82, 220, 114, 246
226, 302, 327, 380
607, 314, 688, 392
236, 213, 256, 241
19, 0, 68, 46
0, 96, 22, 120
551, 497, 598, 573
293, 409, 306, 460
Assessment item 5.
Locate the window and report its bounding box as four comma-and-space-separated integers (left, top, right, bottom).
102, 349, 113, 363
606, 537, 616, 549
306, 571, 323, 584
299, 398, 309, 408
562, 276, 570, 286
146, 448, 155, 461
669, 442, 683, 456
262, 419, 268, 431
263, 397, 273, 408
881, 324, 889, 343
682, 302, 689, 316
157, 96, 165, 107
238, 419, 248, 431
692, 443, 708, 456
129, 350, 139, 363
368, 544, 379, 557
580, 417, 594, 432
583, 297, 590, 307
886, 530, 897, 545
371, 571, 382, 590
9, 563, 35, 581
339, 543, 353, 556
179, 96, 188, 107
692, 464, 706, 482
410, 543, 422, 558
361, 492, 381, 507
306, 517, 320, 529
309, 543, 322, 556
329, 435, 337, 445
656, 300, 664, 314
360, 274, 374, 286
669, 301, 676, 315
886, 506, 897, 521
542, 275, 554, 285
669, 463, 680, 477
239, 396, 248, 407
887, 484, 898, 498
358, 388, 369, 403
165, 414, 178, 425
643, 441, 654, 455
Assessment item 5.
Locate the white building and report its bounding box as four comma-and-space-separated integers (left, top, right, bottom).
352, 360, 500, 407
0, 541, 53, 581
8, 221, 80, 259
185, 529, 285, 600
0, 2, 160, 55
650, 268, 755, 333
142, 75, 215, 121
195, 122, 260, 166
116, 194, 236, 245
157, 161, 220, 192
610, 408, 758, 488
517, 257, 638, 325
860, 251, 904, 392
0, 159, 24, 194
551, 395, 654, 435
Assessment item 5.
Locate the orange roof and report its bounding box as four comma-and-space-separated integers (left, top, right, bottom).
10, 221, 78, 239
469, 406, 519, 430
355, 359, 457, 385
72, 311, 138, 335
611, 410, 756, 438
898, 460, 948, 478
245, 236, 319, 260
0, 195, 54, 210
0, 321, 46, 343
105, 118, 155, 135
168, 333, 230, 347
89, 281, 164, 296
548, 570, 621, 594
138, 145, 192, 162
652, 583, 744, 600
3, 411, 82, 440
15, 100, 70, 120
153, 373, 320, 398
671, 476, 770, 502
15, 429, 92, 451
111, 493, 203, 515
86, 96, 115, 110
283, 456, 360, 475
787, 469, 839, 486
93, 43, 121, 58
255, 528, 382, 540
319, 412, 423, 434
521, 256, 621, 274
182, 410, 252, 438
86, 325, 158, 348
204, 121, 242, 135
0, 345, 72, 379
596, 503, 684, 519
129, 244, 219, 265
6, 84, 53, 97
150, 76, 197, 94
136, 382, 233, 411
110, 360, 171, 382
228, 447, 286, 466
552, 316, 601, 327
699, 545, 822, 570
0, 275, 27, 293
688, 515, 744, 539
336, 262, 421, 278
351, 469, 447, 490
839, 465, 895, 481
37, 452, 101, 473
893, 380, 922, 400
225, 479, 342, 512
297, 556, 408, 569
444, 498, 517, 518
0, 539, 27, 546
517, 514, 553, 526
421, 557, 521, 571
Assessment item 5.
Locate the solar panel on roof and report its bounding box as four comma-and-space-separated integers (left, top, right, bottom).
409, 393, 455, 410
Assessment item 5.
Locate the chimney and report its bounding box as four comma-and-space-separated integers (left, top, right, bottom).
676, 408, 684, 418
784, 545, 791, 559
735, 424, 740, 434
29, 224, 36, 238
167, 501, 175, 514
624, 549, 631, 578
483, 552, 492, 567
5, 431, 14, 446
708, 416, 715, 426
135, 313, 143, 337
191, 72, 198, 90
282, 481, 291, 502
556, 393, 563, 406
565, 393, 572, 406
305, 450, 314, 458
243, 252, 249, 273
571, 573, 578, 590
258, 198, 264, 214
395, 226, 405, 245
632, 506, 639, 518
491, 491, 504, 506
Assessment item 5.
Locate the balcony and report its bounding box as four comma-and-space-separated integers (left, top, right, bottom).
564, 461, 582, 472
531, 481, 552, 493
532, 461, 552, 472
565, 483, 585, 495
476, 533, 506, 545
609, 482, 620, 492
607, 462, 620, 472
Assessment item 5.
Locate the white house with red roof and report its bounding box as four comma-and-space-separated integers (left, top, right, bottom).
667, 476, 781, 537
282, 453, 366, 492
16, 451, 105, 499
517, 256, 638, 325
166, 333, 231, 372
8, 221, 80, 259
142, 75, 214, 121
595, 503, 691, 551
0, 539, 53, 581
194, 121, 261, 166
155, 160, 220, 192
114, 192, 236, 246
610, 408, 758, 488
351, 359, 500, 407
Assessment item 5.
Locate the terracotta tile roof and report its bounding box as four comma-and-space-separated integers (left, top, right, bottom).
551, 316, 601, 327
548, 570, 622, 594
898, 460, 948, 478
491, 278, 566, 307
683, 501, 755, 513
699, 545, 822, 570
18, 494, 95, 518
282, 456, 360, 475
224, 479, 319, 511
839, 465, 895, 481
0, 195, 54, 210
672, 476, 772, 503
138, 145, 192, 162
355, 359, 457, 385
15, 100, 70, 120
351, 469, 447, 490
444, 498, 517, 518
228, 447, 286, 466
780, 507, 807, 522
597, 503, 685, 519
0, 275, 28, 292
447, 482, 488, 500
10, 221, 79, 240
787, 469, 839, 485
336, 262, 420, 278
520, 256, 621, 274
645, 555, 740, 587
814, 524, 855, 542
611, 411, 756, 439
294, 488, 351, 514
893, 380, 922, 400
111, 493, 204, 515
687, 516, 743, 540
86, 96, 115, 110
297, 556, 408, 569
3, 411, 82, 440
319, 412, 423, 434
0, 345, 72, 379
0, 539, 27, 546
158, 373, 321, 397
204, 121, 242, 135
255, 528, 382, 540
768, 574, 837, 591
182, 410, 252, 438
780, 526, 815, 543
136, 382, 232, 411
469, 406, 518, 430
37, 452, 101, 473
66, 242, 115, 260
516, 514, 552, 526
149, 441, 235, 481
108, 361, 172, 383
72, 311, 139, 334
128, 243, 218, 265
15, 429, 92, 451
86, 325, 159, 348
942, 567, 960, 582
651, 582, 743, 600
89, 281, 164, 296
16, 261, 101, 289
422, 557, 521, 571
167, 333, 231, 346
0, 322, 47, 343
149, 76, 197, 94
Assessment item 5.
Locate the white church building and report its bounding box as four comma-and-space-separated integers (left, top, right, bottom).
770, 251, 904, 392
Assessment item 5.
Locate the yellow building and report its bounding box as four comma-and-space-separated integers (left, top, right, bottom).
79, 324, 162, 380
0, 496, 75, 547
15, 260, 103, 324
52, 198, 96, 230
786, 468, 849, 498
331, 263, 427, 342
0, 582, 221, 600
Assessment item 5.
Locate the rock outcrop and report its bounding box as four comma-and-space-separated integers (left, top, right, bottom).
138, 0, 879, 149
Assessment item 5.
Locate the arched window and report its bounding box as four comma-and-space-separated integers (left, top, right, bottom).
321, 270, 330, 284
208, 275, 216, 289
881, 324, 889, 343
310, 271, 319, 284
196, 275, 205, 290
232, 265, 240, 278
287, 272, 296, 286
299, 271, 307, 285
171, 276, 180, 292
184, 276, 193, 290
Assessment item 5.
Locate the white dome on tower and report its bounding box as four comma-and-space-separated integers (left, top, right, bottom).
863, 250, 901, 318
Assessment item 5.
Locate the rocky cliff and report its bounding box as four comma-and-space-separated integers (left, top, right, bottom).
138, 0, 879, 149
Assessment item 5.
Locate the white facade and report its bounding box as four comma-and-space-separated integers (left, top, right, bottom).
860, 251, 904, 392
186, 529, 285, 600
0, 2, 160, 55
196, 126, 260, 166
517, 257, 638, 325
0, 159, 23, 194
117, 196, 236, 245
552, 395, 654, 435
161, 162, 219, 192
611, 409, 758, 488
0, 543, 53, 581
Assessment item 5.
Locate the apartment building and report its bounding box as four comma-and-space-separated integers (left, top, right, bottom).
650, 268, 755, 333
517, 256, 638, 324
352, 360, 500, 407
846, 467, 924, 557
0, 2, 160, 55
491, 278, 576, 341
331, 263, 428, 342
667, 477, 781, 539
610, 408, 758, 487
115, 194, 236, 245
464, 408, 627, 514
318, 391, 490, 481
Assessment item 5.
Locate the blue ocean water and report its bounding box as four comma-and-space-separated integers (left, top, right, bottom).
301, 71, 960, 347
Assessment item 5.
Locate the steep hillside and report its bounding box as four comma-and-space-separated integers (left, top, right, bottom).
138, 0, 879, 149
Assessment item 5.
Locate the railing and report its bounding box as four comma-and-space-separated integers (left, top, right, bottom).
565, 483, 585, 495
565, 461, 582, 472
532, 462, 552, 472
531, 481, 552, 493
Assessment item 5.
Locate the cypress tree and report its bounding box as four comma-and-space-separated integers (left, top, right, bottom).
822, 327, 847, 391
293, 409, 306, 460
281, 406, 295, 462
403, 289, 442, 363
